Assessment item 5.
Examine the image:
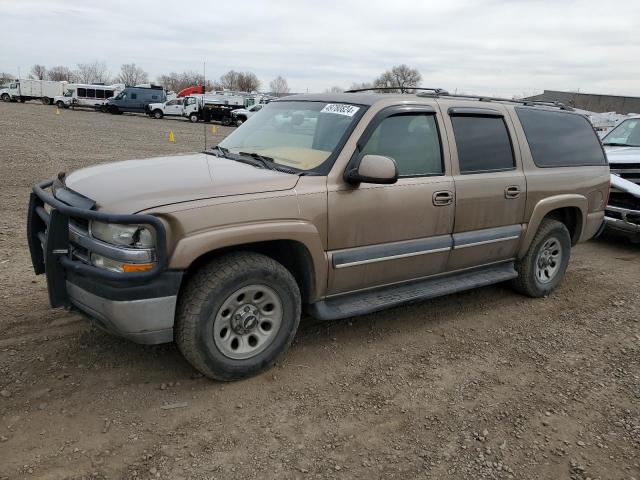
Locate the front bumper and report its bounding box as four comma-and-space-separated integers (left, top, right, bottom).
604, 205, 640, 240
27, 180, 182, 344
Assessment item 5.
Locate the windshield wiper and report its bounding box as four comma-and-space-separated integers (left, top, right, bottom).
603, 142, 636, 147
238, 151, 277, 170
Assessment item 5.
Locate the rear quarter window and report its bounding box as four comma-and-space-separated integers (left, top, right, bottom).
516, 108, 606, 167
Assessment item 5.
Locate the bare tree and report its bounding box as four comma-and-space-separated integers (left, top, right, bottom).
237, 72, 260, 92
219, 70, 241, 90
270, 76, 290, 97
0, 72, 15, 84
157, 71, 212, 92
117, 63, 149, 86
373, 64, 422, 93
324, 86, 344, 93
29, 64, 47, 80
217, 70, 260, 92
348, 81, 373, 91
75, 61, 110, 84
47, 66, 75, 82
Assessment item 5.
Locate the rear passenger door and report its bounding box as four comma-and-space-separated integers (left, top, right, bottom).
442, 106, 526, 271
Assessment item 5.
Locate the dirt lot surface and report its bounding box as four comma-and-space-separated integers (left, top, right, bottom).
0, 101, 638, 480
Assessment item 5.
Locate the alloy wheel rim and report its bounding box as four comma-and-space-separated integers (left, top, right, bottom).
535, 237, 562, 284
213, 284, 283, 360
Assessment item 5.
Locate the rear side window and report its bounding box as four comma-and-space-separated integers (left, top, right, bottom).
131, 93, 137, 99
451, 115, 515, 174
86, 88, 95, 98
516, 108, 606, 167
361, 113, 443, 177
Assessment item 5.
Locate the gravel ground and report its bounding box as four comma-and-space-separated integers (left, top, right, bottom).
0, 101, 638, 480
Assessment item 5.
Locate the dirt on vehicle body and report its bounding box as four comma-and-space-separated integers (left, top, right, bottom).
27, 91, 610, 380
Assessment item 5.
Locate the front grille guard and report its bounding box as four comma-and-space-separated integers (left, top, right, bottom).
28, 180, 168, 307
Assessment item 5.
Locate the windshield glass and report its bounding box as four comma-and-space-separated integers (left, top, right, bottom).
218, 101, 364, 172
603, 118, 640, 147
64, 89, 74, 97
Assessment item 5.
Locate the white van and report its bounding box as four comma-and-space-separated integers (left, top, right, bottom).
54, 84, 124, 110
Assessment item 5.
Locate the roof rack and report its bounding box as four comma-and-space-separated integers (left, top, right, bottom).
344, 87, 450, 94
418, 92, 574, 111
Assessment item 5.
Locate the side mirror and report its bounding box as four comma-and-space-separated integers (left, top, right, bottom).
346, 154, 399, 185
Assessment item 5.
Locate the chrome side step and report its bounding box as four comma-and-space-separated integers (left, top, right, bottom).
309, 262, 518, 321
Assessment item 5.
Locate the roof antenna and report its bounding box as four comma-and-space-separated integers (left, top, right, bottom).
203, 61, 207, 152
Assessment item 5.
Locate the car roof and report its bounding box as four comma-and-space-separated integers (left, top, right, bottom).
280, 92, 416, 106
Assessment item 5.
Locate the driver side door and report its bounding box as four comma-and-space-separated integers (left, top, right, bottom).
326, 105, 455, 295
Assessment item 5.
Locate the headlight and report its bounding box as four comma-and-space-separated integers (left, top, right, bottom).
90, 221, 155, 249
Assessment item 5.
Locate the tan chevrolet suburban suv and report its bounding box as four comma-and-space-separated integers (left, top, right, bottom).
28, 89, 609, 380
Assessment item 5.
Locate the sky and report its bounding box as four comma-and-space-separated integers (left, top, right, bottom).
2, 0, 639, 97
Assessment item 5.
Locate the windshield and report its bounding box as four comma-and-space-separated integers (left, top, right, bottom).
64, 89, 74, 97
603, 118, 640, 147
218, 101, 365, 173
114, 92, 126, 100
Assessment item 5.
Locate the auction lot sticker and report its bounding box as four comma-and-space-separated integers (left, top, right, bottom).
321, 104, 360, 116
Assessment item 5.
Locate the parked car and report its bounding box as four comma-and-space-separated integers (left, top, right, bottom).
601, 116, 640, 242
53, 84, 124, 111
27, 90, 609, 381
231, 103, 265, 125
146, 97, 187, 119
5, 79, 68, 104
105, 85, 167, 114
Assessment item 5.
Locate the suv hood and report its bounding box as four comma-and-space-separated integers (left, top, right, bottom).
604, 146, 640, 164
64, 153, 300, 213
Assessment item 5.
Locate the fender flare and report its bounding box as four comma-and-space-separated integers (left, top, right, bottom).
169, 221, 327, 300
518, 194, 587, 258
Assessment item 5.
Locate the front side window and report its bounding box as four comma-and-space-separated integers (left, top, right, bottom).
360, 113, 443, 177
77, 87, 86, 98
516, 108, 606, 167
602, 118, 640, 147
218, 101, 365, 173
105, 90, 114, 98
451, 115, 514, 174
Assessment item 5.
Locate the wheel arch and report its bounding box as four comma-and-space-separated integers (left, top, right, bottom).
518, 195, 587, 258
170, 223, 327, 304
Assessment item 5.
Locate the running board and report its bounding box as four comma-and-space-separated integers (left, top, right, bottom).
309, 262, 518, 321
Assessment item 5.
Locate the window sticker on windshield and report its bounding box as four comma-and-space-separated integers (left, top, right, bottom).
321, 104, 360, 116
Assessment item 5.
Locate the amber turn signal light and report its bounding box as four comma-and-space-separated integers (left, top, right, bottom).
122, 262, 155, 272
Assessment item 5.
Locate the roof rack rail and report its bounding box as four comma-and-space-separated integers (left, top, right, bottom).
425, 92, 574, 111
344, 87, 450, 94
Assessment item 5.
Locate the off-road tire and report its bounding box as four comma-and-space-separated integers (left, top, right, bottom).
512, 219, 571, 297
175, 252, 301, 381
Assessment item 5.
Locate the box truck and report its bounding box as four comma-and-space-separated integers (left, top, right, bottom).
6, 79, 68, 104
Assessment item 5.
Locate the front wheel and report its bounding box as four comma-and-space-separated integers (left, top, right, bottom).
188, 113, 199, 123
56, 100, 65, 109
1, 93, 9, 102
175, 252, 301, 381
512, 219, 571, 297
152, 109, 163, 119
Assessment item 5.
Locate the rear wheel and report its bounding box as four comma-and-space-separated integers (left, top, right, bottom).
41, 97, 50, 105
512, 219, 571, 297
175, 252, 301, 381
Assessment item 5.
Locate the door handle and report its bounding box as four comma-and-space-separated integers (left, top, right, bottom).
433, 190, 453, 206
505, 186, 521, 199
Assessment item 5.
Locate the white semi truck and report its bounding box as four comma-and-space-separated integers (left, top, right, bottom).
4, 79, 68, 104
